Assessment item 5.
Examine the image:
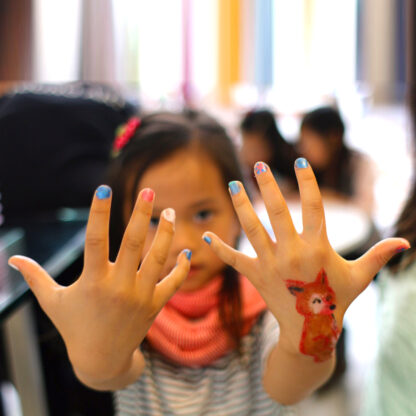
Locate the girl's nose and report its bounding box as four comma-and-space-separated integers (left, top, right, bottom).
170, 221, 199, 257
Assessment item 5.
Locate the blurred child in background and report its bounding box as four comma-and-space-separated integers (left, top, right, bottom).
240, 109, 298, 197
298, 106, 376, 215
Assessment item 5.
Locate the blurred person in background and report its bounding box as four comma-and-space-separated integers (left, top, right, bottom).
240, 109, 298, 198
298, 106, 376, 215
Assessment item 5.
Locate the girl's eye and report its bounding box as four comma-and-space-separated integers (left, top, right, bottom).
149, 217, 160, 227
194, 209, 214, 223
312, 298, 322, 304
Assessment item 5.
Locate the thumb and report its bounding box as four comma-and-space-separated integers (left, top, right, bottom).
352, 238, 410, 284
8, 255, 60, 312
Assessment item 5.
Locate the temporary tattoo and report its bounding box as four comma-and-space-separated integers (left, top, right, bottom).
285, 269, 340, 362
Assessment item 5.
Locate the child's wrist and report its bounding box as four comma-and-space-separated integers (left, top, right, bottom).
277, 315, 344, 362
70, 349, 144, 390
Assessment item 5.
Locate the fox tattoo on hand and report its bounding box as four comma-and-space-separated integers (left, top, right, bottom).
285, 269, 340, 362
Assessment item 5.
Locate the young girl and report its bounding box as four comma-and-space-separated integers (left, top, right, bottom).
9, 110, 409, 415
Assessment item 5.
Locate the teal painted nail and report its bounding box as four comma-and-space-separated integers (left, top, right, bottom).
295, 158, 308, 169
229, 181, 241, 195
203, 235, 212, 245
96, 185, 111, 199
183, 249, 192, 260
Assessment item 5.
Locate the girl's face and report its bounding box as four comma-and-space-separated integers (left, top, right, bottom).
126, 147, 240, 292
240, 132, 272, 169
298, 127, 332, 170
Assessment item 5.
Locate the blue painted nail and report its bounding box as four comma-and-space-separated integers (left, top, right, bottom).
183, 249, 192, 261
254, 161, 268, 175
96, 185, 111, 199
203, 235, 212, 245
295, 158, 309, 169
229, 181, 241, 195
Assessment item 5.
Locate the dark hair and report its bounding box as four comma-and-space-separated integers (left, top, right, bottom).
240, 109, 297, 180
107, 110, 245, 348
300, 106, 355, 196
301, 106, 345, 139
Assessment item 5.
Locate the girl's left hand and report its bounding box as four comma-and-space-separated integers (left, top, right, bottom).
203, 159, 409, 357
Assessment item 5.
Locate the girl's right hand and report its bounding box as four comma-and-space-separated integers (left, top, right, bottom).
8, 185, 190, 386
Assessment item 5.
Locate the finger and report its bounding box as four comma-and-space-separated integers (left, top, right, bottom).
115, 188, 154, 281
352, 238, 410, 289
254, 161, 297, 242
138, 208, 176, 297
84, 185, 112, 276
202, 232, 254, 278
294, 158, 327, 238
228, 180, 275, 261
8, 255, 60, 315
153, 248, 191, 309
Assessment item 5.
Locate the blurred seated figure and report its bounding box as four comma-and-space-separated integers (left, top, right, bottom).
298, 106, 376, 215
240, 109, 298, 197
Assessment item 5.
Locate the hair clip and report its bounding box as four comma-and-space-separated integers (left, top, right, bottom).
112, 117, 141, 156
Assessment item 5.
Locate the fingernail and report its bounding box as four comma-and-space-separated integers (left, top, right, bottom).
96, 185, 111, 199
8, 260, 19, 271
162, 208, 175, 223
396, 245, 410, 253
141, 188, 154, 202
295, 158, 309, 169
229, 181, 241, 196
254, 161, 268, 175
203, 235, 212, 245
183, 249, 192, 260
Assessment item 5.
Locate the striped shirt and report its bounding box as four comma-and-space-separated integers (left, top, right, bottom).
115, 311, 296, 415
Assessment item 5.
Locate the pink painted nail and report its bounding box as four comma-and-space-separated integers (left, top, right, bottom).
141, 188, 154, 202
254, 161, 268, 175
